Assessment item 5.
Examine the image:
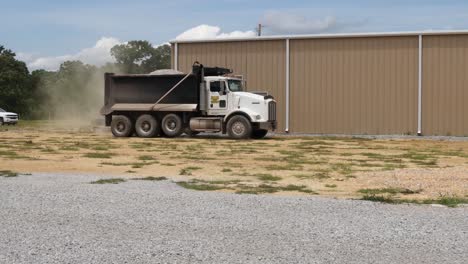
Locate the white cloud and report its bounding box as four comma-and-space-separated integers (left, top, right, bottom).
175, 25, 256, 40
18, 37, 122, 71
261, 11, 337, 34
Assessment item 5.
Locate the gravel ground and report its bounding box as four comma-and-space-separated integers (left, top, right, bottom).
0, 173, 466, 264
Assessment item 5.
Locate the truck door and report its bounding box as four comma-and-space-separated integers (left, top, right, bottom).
208, 80, 228, 113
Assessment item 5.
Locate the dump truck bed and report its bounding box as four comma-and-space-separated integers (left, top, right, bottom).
101, 73, 199, 115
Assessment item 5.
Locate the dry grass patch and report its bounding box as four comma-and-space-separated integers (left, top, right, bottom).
2, 121, 468, 203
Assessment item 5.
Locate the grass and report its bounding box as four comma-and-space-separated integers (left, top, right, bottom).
133, 176, 167, 181
179, 166, 202, 176
236, 184, 317, 195
0, 170, 19, 177
255, 173, 282, 181
83, 152, 113, 159
325, 184, 337, 188
294, 172, 330, 180
176, 181, 225, 191
138, 155, 155, 161
361, 194, 468, 208
90, 178, 126, 184
221, 168, 232, 173
0, 150, 28, 159
358, 188, 422, 195
265, 163, 303, 171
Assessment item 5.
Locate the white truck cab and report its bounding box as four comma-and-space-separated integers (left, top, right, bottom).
191, 75, 276, 138
0, 108, 19, 125
203, 76, 274, 124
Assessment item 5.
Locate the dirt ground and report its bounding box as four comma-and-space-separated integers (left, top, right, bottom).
1, 121, 467, 202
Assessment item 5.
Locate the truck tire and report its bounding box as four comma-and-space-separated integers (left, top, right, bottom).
0, 118, 3, 126
251, 129, 268, 139
184, 127, 200, 137
227, 115, 252, 139
135, 114, 160, 138
111, 115, 133, 137
161, 114, 183, 137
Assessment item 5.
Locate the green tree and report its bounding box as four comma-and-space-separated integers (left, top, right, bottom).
0, 45, 33, 116
110, 41, 171, 73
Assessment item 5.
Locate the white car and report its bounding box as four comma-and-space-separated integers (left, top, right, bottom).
0, 108, 18, 125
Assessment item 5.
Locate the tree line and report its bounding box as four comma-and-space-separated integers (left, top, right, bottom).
0, 41, 171, 120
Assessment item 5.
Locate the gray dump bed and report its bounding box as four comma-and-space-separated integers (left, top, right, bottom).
100, 73, 199, 115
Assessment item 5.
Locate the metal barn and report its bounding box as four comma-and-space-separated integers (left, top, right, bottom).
171, 31, 468, 136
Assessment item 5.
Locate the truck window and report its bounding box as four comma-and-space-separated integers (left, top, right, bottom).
210, 81, 221, 92
228, 80, 243, 92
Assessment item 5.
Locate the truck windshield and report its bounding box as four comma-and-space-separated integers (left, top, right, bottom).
0, 108, 5, 112
228, 80, 243, 92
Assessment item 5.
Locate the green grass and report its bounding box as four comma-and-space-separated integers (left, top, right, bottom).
90, 178, 126, 184
92, 145, 110, 151
235, 184, 317, 195
0, 150, 28, 159
265, 163, 303, 171
138, 155, 155, 161
255, 173, 282, 181
59, 146, 80, 151
358, 188, 422, 195
361, 194, 467, 208
330, 163, 354, 175
83, 152, 113, 159
325, 184, 337, 188
133, 176, 167, 181
0, 170, 19, 177
176, 181, 225, 191
221, 168, 232, 173
179, 166, 202, 176
294, 172, 330, 180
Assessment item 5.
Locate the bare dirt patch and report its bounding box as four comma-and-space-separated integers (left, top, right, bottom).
1, 121, 467, 202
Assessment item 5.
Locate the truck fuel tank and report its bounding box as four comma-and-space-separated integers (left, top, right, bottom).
190, 117, 222, 132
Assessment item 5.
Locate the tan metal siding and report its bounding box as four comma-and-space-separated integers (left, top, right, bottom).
289, 37, 419, 134
177, 41, 287, 131
422, 35, 468, 136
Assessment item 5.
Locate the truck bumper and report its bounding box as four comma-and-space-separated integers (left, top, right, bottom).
257, 121, 277, 131
3, 118, 18, 124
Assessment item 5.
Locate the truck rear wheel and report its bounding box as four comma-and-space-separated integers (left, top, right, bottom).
161, 114, 183, 137
111, 115, 133, 137
135, 114, 160, 138
227, 115, 252, 139
251, 129, 268, 139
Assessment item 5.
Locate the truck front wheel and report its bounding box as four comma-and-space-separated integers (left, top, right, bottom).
111, 115, 134, 137
227, 115, 252, 139
161, 114, 183, 137
135, 114, 160, 138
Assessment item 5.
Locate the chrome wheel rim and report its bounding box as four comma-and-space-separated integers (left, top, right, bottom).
141, 121, 151, 132
165, 119, 177, 131
232, 121, 245, 135
116, 122, 126, 132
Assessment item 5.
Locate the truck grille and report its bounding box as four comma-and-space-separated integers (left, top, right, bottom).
7, 115, 17, 119
268, 101, 276, 121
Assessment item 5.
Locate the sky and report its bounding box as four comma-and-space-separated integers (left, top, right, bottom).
2, 0, 468, 71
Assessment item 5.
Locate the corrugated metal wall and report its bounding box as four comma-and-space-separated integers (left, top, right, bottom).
289, 37, 419, 134
422, 35, 468, 136
176, 40, 287, 131
173, 33, 468, 136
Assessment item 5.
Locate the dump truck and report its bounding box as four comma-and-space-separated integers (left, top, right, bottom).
100, 62, 277, 139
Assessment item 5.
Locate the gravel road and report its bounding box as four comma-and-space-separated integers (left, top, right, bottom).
0, 173, 466, 264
